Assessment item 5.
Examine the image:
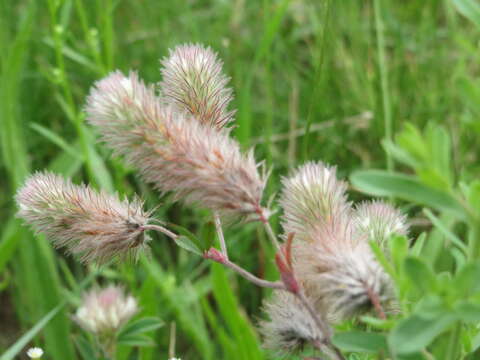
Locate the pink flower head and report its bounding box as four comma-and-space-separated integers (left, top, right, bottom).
16, 171, 151, 263
159, 43, 235, 129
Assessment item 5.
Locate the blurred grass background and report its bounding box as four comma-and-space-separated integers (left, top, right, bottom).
1, 0, 480, 359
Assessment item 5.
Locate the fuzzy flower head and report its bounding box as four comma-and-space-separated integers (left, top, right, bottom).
159, 43, 235, 129
294, 226, 395, 321
16, 172, 151, 263
74, 286, 138, 336
26, 347, 44, 359
86, 71, 267, 220
280, 162, 350, 242
354, 200, 409, 248
259, 291, 324, 354
280, 162, 395, 321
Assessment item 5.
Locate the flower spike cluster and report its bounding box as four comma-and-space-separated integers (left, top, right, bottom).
261, 162, 409, 350
16, 171, 151, 263
86, 68, 266, 220
159, 43, 235, 129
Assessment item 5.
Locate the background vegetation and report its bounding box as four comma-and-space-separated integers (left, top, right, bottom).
1, 0, 480, 359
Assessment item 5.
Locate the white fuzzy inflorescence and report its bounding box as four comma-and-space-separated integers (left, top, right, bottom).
159, 43, 235, 129
26, 347, 44, 359
260, 291, 324, 354
86, 71, 266, 220
16, 171, 151, 263
74, 286, 138, 335
279, 162, 351, 242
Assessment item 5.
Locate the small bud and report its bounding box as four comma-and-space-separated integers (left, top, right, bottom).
204, 247, 227, 264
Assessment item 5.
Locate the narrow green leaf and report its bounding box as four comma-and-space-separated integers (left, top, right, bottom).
118, 317, 163, 339
332, 331, 387, 353
423, 208, 467, 254
30, 122, 81, 159
350, 170, 467, 219
411, 232, 427, 256
117, 334, 155, 347
390, 235, 409, 273
74, 335, 98, 360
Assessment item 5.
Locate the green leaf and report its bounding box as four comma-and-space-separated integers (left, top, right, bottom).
168, 223, 203, 253
403, 257, 437, 294
411, 232, 427, 256
382, 138, 421, 169
390, 235, 409, 273
74, 335, 98, 360
360, 316, 396, 330
332, 331, 387, 353
414, 295, 449, 319
173, 236, 203, 256
423, 208, 467, 254
462, 180, 480, 216
455, 302, 480, 323
117, 333, 155, 347
370, 241, 396, 279
453, 0, 480, 28
118, 317, 163, 339
389, 314, 456, 354
350, 170, 467, 219
454, 262, 480, 298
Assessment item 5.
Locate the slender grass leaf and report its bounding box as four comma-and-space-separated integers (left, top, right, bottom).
0, 304, 62, 360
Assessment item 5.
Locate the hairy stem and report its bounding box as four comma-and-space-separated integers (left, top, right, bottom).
206, 248, 286, 290
365, 284, 386, 320
260, 216, 282, 252
143, 224, 179, 240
